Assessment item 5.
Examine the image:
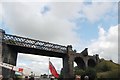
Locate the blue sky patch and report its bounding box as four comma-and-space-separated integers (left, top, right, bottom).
40, 5, 50, 15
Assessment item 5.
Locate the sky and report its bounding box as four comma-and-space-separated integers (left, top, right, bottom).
0, 0, 119, 76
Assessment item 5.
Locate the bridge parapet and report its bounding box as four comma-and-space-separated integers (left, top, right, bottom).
3, 34, 67, 53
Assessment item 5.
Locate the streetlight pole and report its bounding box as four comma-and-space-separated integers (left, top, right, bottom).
48, 58, 50, 78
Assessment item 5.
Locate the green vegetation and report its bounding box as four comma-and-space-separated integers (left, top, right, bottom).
60, 59, 120, 80
96, 59, 120, 79
74, 66, 85, 75
74, 67, 97, 80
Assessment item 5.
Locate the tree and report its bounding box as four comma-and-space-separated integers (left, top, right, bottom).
59, 68, 63, 78
82, 67, 97, 80
74, 66, 85, 76
95, 61, 111, 72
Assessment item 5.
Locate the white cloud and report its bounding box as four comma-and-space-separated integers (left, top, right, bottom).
1, 0, 119, 2
1, 0, 84, 2
17, 53, 62, 75
2, 2, 81, 46
2, 2, 116, 45
82, 2, 115, 23
92, 0, 119, 2
88, 25, 118, 63
48, 2, 84, 20
0, 2, 3, 21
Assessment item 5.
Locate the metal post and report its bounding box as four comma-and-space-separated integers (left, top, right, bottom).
48, 58, 50, 78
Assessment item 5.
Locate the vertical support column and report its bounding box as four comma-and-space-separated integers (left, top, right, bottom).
95, 54, 99, 64
85, 59, 88, 68
63, 45, 74, 79
0, 29, 18, 78
2, 44, 18, 78
0, 29, 5, 75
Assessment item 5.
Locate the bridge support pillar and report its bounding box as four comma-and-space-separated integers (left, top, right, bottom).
0, 29, 18, 78
85, 60, 88, 68
63, 45, 74, 79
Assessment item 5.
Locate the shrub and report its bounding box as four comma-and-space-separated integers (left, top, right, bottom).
81, 67, 97, 80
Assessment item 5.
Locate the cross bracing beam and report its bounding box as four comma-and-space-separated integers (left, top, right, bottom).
3, 34, 67, 53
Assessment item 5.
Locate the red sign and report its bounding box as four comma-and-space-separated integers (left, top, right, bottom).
18, 68, 23, 72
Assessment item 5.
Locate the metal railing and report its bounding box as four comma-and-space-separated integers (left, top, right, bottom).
3, 34, 67, 53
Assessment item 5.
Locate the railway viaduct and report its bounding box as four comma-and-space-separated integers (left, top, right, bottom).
0, 29, 99, 79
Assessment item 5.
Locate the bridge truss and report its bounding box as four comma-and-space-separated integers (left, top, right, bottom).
3, 34, 67, 53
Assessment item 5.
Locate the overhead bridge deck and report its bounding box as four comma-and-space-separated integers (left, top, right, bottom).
3, 34, 67, 58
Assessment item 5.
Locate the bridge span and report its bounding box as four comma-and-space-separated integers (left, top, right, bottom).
0, 29, 99, 79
